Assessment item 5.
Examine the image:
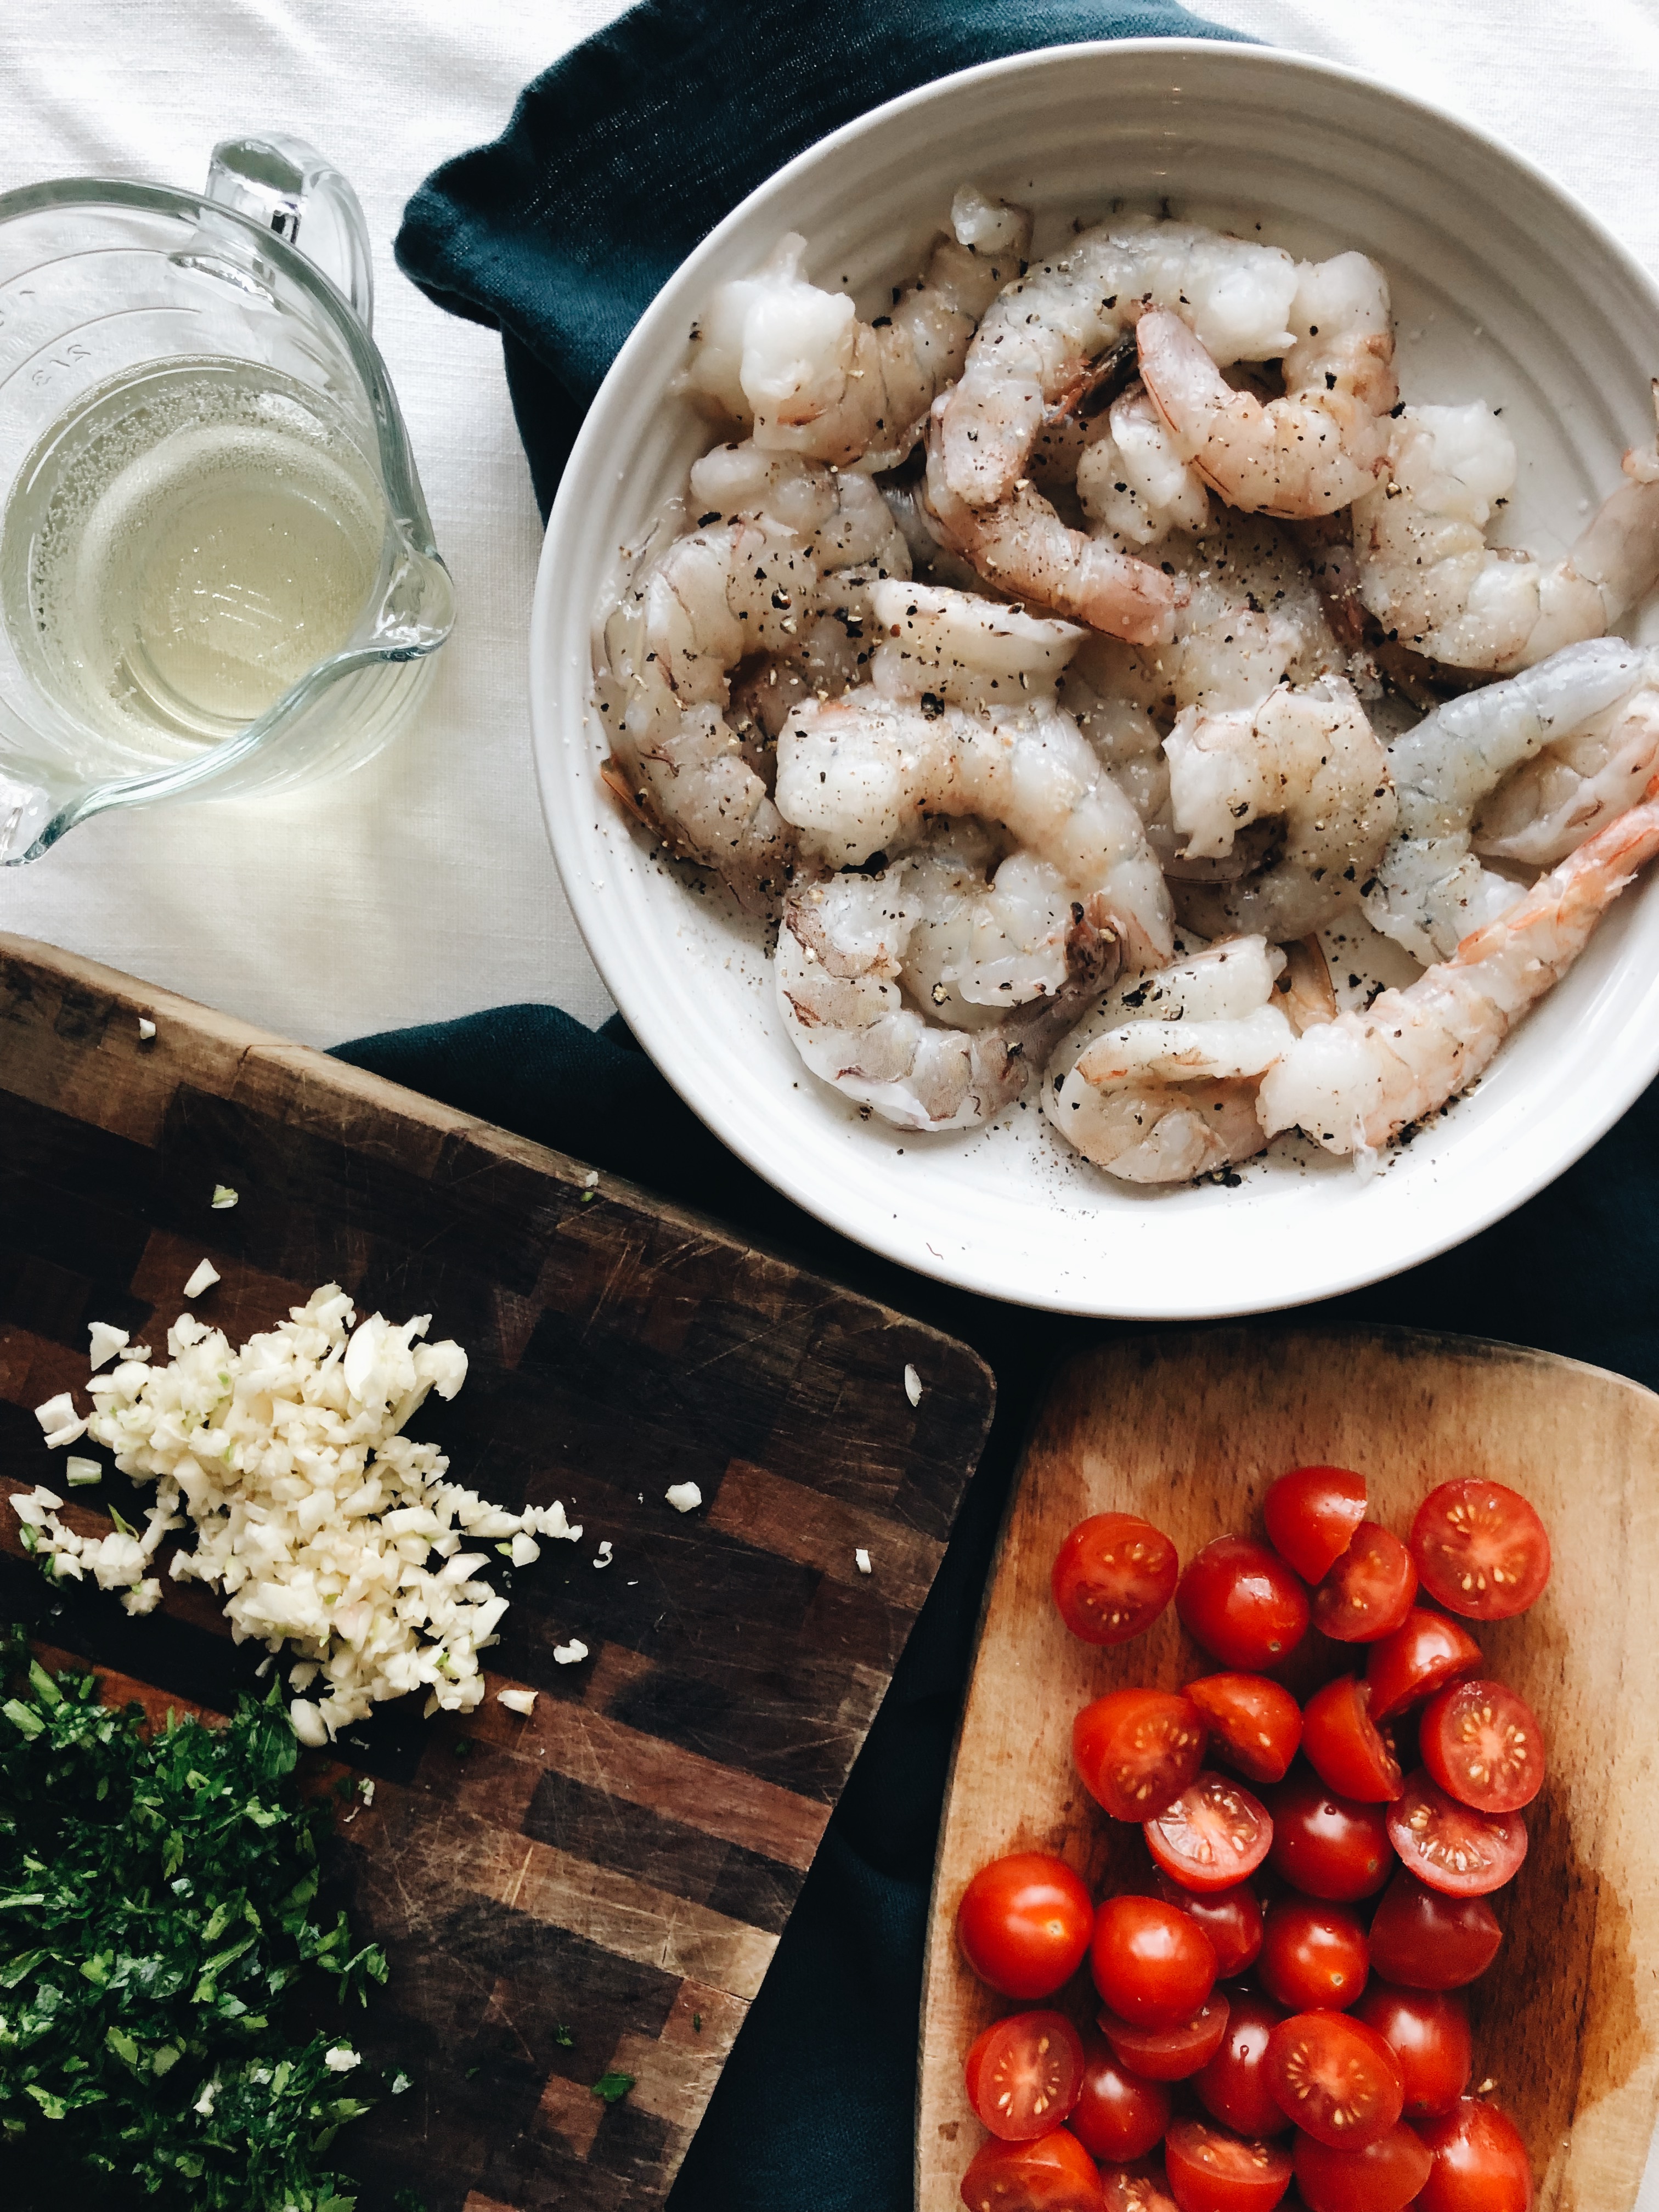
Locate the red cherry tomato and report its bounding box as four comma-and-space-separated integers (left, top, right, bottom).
1352, 1982, 1471, 2120
1263, 2011, 1403, 2149
1092, 1895, 1218, 2027
1194, 1989, 1290, 2138
1419, 1679, 1544, 1814
1300, 1677, 1403, 1803
1415, 2097, 1535, 2211
1069, 2030, 1174, 2164
1293, 2119, 1433, 2212
967, 2011, 1088, 2141
1097, 1992, 1231, 2081
1364, 1610, 1484, 1723
1266, 1771, 1394, 1901
1146, 1773, 1273, 1894
1263, 1465, 1368, 1583
1163, 2117, 1294, 2212
961, 2126, 1109, 2212
1386, 1772, 1527, 1898
1367, 1871, 1502, 1990
1184, 1674, 1304, 1785
1310, 1524, 1418, 1643
1076, 1690, 1208, 1823
1154, 1873, 1263, 1977
959, 1854, 1096, 1999
1409, 1481, 1551, 1623
1054, 1513, 1181, 1645
1258, 1897, 1369, 2012
1099, 2170, 1178, 2212
1177, 1539, 1310, 1671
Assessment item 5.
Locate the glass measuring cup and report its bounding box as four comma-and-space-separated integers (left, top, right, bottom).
0, 133, 454, 863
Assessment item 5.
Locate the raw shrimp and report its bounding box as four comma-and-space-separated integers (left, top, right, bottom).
776, 857, 1118, 1130
1352, 396, 1659, 672
678, 184, 1032, 471
865, 577, 1085, 708
1363, 637, 1656, 962
1257, 777, 1659, 1155
1136, 252, 1397, 518
1045, 937, 1293, 1181
1075, 383, 1212, 549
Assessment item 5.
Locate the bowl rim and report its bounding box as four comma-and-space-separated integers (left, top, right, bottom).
530, 34, 1659, 1318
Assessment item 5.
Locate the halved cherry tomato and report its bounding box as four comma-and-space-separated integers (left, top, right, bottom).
1076, 1690, 1208, 1823
1163, 2117, 1293, 2212
1258, 1897, 1369, 2012
961, 2126, 1109, 2212
1054, 1514, 1181, 1645
1097, 1992, 1231, 2081
1300, 1678, 1403, 1803
1415, 2097, 1534, 2211
1310, 1524, 1418, 1643
1092, 1895, 1217, 2027
1367, 1871, 1502, 1991
1099, 2169, 1178, 2212
1410, 1481, 1551, 1623
1386, 1772, 1527, 1898
959, 1853, 1096, 1999
1364, 1610, 1484, 1723
967, 2011, 1088, 2141
1352, 1982, 1471, 2120
1263, 1465, 1368, 1583
1293, 2120, 1433, 2212
1194, 1989, 1290, 2137
1154, 1874, 1263, 1977
1177, 1539, 1310, 1671
1266, 1771, 1394, 1901
1263, 2011, 1403, 2149
1420, 1679, 1544, 1814
1146, 1773, 1273, 1894
1184, 1674, 1303, 1785
1069, 2030, 1174, 2165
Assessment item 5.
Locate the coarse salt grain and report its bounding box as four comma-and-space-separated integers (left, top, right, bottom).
182, 1259, 221, 1299
137, 1017, 157, 1041
496, 1688, 539, 1717
665, 1481, 702, 1514
553, 1639, 589, 1666
855, 1548, 872, 1575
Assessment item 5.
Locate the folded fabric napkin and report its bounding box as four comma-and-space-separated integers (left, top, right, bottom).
369, 8, 1659, 2208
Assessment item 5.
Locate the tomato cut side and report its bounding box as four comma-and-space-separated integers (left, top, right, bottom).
1263, 2011, 1403, 2149
1352, 1982, 1471, 2120
1054, 1513, 1181, 1645
959, 1854, 1096, 1999
1293, 2120, 1434, 2212
1069, 2030, 1173, 2165
1177, 1539, 1310, 1671
1258, 1897, 1369, 2012
1092, 1895, 1218, 2027
1310, 1524, 1418, 1644
1263, 1465, 1369, 1583
1410, 1481, 1551, 1623
1075, 1690, 1208, 1824
1364, 1610, 1484, 1723
1100, 2165, 1180, 2212
1146, 1773, 1273, 1894
1184, 1673, 1303, 1785
1367, 1871, 1501, 1990
1301, 1677, 1403, 1803
967, 2011, 1088, 2141
1098, 1991, 1231, 2081
961, 2126, 1110, 2212
1154, 1874, 1263, 1977
1420, 1679, 1545, 1814
1266, 1771, 1395, 1902
1194, 1989, 1290, 2138
1386, 1771, 1527, 1898
1415, 2097, 1535, 2212
1163, 2117, 1294, 2212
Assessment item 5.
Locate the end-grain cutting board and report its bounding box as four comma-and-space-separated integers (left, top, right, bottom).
919, 1331, 1659, 2212
0, 933, 995, 2212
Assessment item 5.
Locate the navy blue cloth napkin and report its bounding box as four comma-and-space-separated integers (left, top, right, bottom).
370, 8, 1659, 2208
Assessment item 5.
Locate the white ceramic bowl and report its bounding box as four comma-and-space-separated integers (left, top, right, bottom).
531, 37, 1659, 1319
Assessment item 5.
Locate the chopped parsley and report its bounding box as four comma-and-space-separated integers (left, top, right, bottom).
590, 2070, 634, 2104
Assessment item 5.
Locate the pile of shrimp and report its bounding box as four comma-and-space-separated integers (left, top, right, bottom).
593, 185, 1659, 1182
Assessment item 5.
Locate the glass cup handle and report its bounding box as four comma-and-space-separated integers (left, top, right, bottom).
202, 133, 375, 330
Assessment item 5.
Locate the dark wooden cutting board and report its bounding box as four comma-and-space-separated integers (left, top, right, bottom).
0, 932, 994, 2212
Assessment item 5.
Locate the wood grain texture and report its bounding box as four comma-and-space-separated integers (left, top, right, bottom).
0, 933, 995, 2212
918, 1330, 1659, 2212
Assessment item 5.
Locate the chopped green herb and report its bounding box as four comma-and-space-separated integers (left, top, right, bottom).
391, 2191, 428, 2211
590, 2070, 634, 2104
450, 1739, 472, 1761
554, 2024, 574, 2049
692, 2012, 702, 2034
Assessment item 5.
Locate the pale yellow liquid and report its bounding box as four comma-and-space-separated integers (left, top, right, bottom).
3, 358, 387, 769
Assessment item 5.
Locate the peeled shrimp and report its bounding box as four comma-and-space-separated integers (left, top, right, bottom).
1352, 397, 1659, 672
678, 184, 1031, 471
865, 577, 1084, 708
1075, 383, 1212, 550
1136, 252, 1397, 518
1258, 779, 1659, 1155
1364, 637, 1657, 962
